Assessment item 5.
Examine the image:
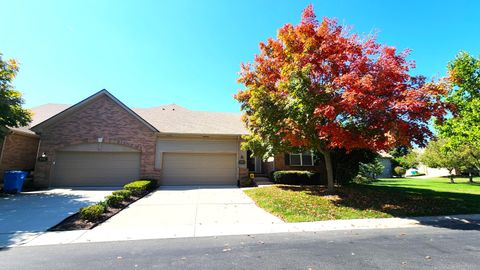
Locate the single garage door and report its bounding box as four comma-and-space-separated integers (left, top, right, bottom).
52, 151, 141, 187
162, 153, 237, 185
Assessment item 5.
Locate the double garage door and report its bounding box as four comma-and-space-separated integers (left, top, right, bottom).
52, 151, 141, 187
52, 151, 237, 187
161, 153, 237, 185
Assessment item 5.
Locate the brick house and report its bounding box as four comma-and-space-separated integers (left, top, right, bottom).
1, 89, 390, 188
0, 129, 39, 181
2, 90, 255, 187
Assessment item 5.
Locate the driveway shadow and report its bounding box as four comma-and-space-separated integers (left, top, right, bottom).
0, 189, 113, 248
277, 184, 480, 231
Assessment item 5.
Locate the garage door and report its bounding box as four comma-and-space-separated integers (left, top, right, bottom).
52, 151, 141, 187
162, 153, 237, 185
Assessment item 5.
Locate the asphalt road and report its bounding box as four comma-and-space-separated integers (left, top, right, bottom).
1, 226, 479, 270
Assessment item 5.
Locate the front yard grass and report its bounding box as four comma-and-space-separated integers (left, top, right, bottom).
372, 177, 480, 194
244, 177, 480, 222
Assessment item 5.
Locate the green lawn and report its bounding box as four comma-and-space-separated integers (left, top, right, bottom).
373, 177, 480, 194
244, 177, 480, 222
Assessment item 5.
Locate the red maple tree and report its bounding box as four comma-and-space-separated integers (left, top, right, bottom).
235, 5, 449, 190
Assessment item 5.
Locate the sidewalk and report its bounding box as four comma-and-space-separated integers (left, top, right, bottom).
5, 213, 480, 248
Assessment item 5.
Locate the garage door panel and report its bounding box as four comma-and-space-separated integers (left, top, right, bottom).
162, 153, 237, 185
52, 152, 140, 187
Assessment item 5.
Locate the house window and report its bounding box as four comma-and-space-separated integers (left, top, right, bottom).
289, 151, 314, 166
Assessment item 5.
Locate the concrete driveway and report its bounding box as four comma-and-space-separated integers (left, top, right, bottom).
77, 186, 284, 242
0, 188, 113, 247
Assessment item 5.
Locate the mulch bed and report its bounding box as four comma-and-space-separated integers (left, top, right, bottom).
48, 191, 153, 231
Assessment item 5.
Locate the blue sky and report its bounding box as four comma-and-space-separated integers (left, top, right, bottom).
1, 0, 479, 112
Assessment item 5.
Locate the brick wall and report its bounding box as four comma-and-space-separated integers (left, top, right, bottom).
274, 153, 326, 175
0, 133, 39, 181
34, 94, 160, 187
239, 167, 249, 178
273, 153, 324, 171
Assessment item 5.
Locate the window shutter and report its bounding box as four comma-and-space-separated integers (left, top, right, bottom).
284, 153, 290, 165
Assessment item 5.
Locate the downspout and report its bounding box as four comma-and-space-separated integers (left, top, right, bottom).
32, 138, 42, 187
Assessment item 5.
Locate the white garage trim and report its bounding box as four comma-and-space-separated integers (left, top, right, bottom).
161, 152, 237, 185
60, 143, 140, 152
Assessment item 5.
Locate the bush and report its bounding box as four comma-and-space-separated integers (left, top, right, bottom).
112, 189, 132, 200
105, 194, 124, 208
353, 174, 372, 184
394, 166, 406, 176
239, 177, 256, 187
331, 148, 377, 184
79, 204, 106, 222
269, 170, 276, 181
354, 159, 385, 184
272, 171, 322, 185
124, 180, 156, 196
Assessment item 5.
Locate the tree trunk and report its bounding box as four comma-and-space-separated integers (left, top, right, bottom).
469, 170, 473, 183
449, 169, 455, 183
322, 149, 335, 192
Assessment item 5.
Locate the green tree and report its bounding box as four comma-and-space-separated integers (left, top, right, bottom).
420, 139, 464, 183
436, 52, 480, 180
0, 53, 31, 136
354, 158, 384, 183
395, 149, 419, 169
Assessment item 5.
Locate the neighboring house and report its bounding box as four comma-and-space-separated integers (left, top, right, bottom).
377, 151, 393, 178
2, 89, 257, 187
0, 129, 39, 181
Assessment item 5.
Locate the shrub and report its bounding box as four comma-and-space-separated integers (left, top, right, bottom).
394, 166, 406, 176
354, 159, 385, 184
353, 174, 372, 184
269, 170, 276, 181
112, 189, 132, 200
272, 171, 322, 185
105, 194, 124, 208
331, 148, 377, 184
124, 180, 156, 196
79, 204, 106, 222
239, 177, 256, 187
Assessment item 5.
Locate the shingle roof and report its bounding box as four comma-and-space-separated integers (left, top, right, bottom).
18, 102, 248, 136
9, 103, 71, 135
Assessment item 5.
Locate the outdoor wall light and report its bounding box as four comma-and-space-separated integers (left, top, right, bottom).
38, 152, 48, 162
238, 155, 246, 164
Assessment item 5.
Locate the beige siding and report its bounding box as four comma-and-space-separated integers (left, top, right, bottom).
52, 151, 140, 187
161, 153, 237, 185
379, 157, 392, 178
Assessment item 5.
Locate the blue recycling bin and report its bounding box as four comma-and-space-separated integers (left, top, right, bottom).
3, 171, 29, 193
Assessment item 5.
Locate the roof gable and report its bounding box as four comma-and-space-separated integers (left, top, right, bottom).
30, 89, 158, 133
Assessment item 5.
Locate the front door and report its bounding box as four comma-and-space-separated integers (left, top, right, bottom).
247, 150, 255, 172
